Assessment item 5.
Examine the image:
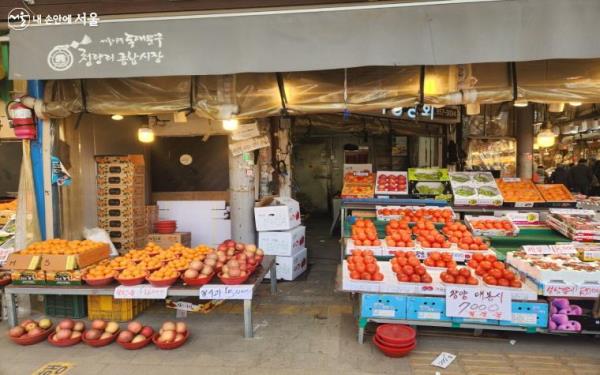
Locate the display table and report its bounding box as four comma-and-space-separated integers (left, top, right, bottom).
4, 256, 277, 339
489, 228, 569, 259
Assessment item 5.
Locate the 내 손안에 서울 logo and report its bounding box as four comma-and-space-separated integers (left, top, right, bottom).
47, 35, 92, 72
8, 8, 31, 30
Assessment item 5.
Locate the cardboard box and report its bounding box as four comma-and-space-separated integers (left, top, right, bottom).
259, 226, 306, 256
41, 244, 110, 271
98, 206, 146, 220
11, 270, 45, 285
108, 227, 147, 242
97, 194, 145, 208
265, 248, 307, 281
98, 215, 145, 229
146, 205, 158, 233
254, 197, 301, 232
112, 237, 147, 252
45, 270, 83, 285
147, 232, 192, 249
4, 254, 42, 270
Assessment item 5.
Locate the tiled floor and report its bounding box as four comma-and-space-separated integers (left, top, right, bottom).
1, 216, 599, 374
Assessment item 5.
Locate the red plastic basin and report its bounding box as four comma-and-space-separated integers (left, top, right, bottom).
375, 324, 416, 345
372, 335, 416, 357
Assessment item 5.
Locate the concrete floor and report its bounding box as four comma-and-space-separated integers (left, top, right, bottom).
1, 215, 599, 374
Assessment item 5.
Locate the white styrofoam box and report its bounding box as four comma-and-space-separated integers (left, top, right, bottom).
157, 200, 229, 247
211, 219, 232, 247
259, 226, 306, 256
265, 248, 308, 281
254, 197, 301, 231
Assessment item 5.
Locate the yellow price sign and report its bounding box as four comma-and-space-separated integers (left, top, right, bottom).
32, 362, 74, 375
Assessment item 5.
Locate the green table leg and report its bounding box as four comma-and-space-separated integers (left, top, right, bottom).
358, 317, 368, 344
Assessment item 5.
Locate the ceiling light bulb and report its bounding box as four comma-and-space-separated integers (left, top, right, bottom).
548, 103, 565, 112
138, 127, 155, 143
513, 99, 528, 107
466, 103, 480, 116
533, 142, 540, 150
222, 118, 239, 131
569, 102, 582, 107
111, 114, 124, 121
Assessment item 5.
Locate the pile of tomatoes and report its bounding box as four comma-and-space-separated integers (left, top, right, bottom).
470, 219, 514, 232
442, 221, 488, 250
440, 267, 479, 285
467, 253, 522, 288
390, 251, 432, 283
423, 251, 457, 268
347, 250, 384, 281
378, 207, 454, 223
385, 220, 414, 247
412, 220, 452, 249
351, 219, 382, 247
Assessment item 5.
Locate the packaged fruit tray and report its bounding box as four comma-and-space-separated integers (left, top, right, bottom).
341, 184, 374, 199
375, 206, 456, 222
465, 215, 520, 237
536, 184, 576, 205
506, 252, 600, 284
495, 178, 545, 206
375, 171, 408, 195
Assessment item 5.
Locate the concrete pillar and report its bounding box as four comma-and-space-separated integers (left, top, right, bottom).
228, 139, 256, 244
276, 117, 292, 197
516, 107, 534, 178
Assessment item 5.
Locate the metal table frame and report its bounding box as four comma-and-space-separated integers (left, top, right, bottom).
4, 256, 278, 339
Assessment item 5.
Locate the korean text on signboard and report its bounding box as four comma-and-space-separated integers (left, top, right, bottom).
446, 286, 512, 320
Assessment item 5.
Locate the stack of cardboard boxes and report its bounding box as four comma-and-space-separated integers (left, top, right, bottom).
255, 197, 307, 281
96, 155, 148, 253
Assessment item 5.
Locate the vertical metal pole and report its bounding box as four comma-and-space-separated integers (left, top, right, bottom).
6, 290, 17, 327
516, 106, 534, 178
28, 80, 47, 239
229, 138, 256, 244
243, 299, 253, 338
270, 261, 277, 294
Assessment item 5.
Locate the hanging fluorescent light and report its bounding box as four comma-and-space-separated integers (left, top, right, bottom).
548, 103, 565, 112
533, 141, 540, 150
111, 114, 124, 121
569, 101, 582, 107
138, 127, 155, 143
513, 99, 528, 107
222, 118, 239, 131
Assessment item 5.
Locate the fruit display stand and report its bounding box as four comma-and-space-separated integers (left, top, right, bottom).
4, 256, 277, 339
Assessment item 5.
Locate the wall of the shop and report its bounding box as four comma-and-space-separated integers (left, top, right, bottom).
0, 140, 21, 197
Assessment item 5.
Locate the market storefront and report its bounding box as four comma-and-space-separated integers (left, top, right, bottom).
2, 0, 600, 353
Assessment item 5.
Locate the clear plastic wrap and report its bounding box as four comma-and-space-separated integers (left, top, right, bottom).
283, 66, 419, 113
15, 141, 41, 250
85, 76, 191, 115
517, 59, 600, 103
194, 73, 280, 120
44, 80, 84, 118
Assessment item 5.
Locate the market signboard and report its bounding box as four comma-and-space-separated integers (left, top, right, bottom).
445, 285, 512, 321
382, 105, 461, 124
229, 135, 270, 156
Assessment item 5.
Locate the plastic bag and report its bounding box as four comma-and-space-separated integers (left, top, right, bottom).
15, 141, 41, 250
83, 227, 118, 256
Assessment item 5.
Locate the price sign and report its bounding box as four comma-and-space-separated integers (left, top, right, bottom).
549, 208, 595, 216
0, 248, 16, 265
543, 283, 578, 297
514, 202, 534, 208
446, 286, 512, 320
431, 352, 456, 369
523, 245, 551, 255
174, 301, 196, 311
199, 285, 253, 300
503, 178, 521, 182
114, 285, 169, 299
578, 284, 600, 298
549, 244, 577, 255
583, 249, 600, 261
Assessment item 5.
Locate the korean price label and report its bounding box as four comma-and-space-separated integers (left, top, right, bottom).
514, 202, 534, 208
578, 285, 600, 298
446, 286, 512, 321
174, 301, 196, 311
543, 283, 578, 297
114, 285, 169, 299
523, 245, 551, 255
199, 285, 253, 300
549, 244, 577, 255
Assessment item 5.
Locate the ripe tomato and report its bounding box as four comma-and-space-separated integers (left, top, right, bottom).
480, 261, 492, 270
441, 253, 453, 262
467, 260, 479, 269
503, 270, 515, 281
485, 255, 497, 262
366, 263, 377, 274
397, 257, 408, 266
497, 278, 509, 287
475, 267, 486, 276
421, 274, 433, 283
484, 276, 497, 285
510, 280, 522, 288
478, 244, 488, 250
467, 277, 478, 285
415, 265, 426, 275
361, 272, 372, 281
397, 274, 410, 282
392, 264, 401, 273
492, 261, 505, 270
348, 263, 356, 271
469, 244, 479, 250
459, 268, 471, 278
489, 269, 502, 279
410, 274, 421, 283
430, 252, 441, 261
444, 274, 456, 283
408, 257, 420, 267
448, 268, 459, 277
435, 260, 446, 268
350, 271, 361, 279
456, 275, 467, 284
472, 253, 485, 262
402, 265, 414, 275
355, 262, 366, 273
372, 273, 384, 281
364, 256, 375, 264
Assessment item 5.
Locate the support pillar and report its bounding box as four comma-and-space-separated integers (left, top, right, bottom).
229, 139, 256, 244
276, 118, 292, 197
516, 107, 534, 178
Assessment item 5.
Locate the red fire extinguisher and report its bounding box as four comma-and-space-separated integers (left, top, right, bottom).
6, 98, 37, 140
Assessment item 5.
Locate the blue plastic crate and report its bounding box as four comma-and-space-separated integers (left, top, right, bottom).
452, 317, 499, 325
499, 301, 548, 328
360, 294, 406, 319
406, 296, 451, 321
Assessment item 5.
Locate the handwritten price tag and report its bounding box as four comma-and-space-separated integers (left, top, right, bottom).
446, 286, 511, 320
549, 244, 577, 255
523, 245, 551, 255
174, 301, 196, 311
199, 285, 253, 300
543, 283, 578, 297
514, 202, 534, 208
431, 352, 456, 369
114, 285, 169, 299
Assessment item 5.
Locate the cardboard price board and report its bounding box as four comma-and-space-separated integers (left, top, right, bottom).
446, 286, 512, 320
114, 285, 169, 299
229, 135, 270, 156
32, 362, 74, 375
199, 284, 253, 300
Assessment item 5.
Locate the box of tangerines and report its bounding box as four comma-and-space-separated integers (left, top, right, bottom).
465, 215, 519, 237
